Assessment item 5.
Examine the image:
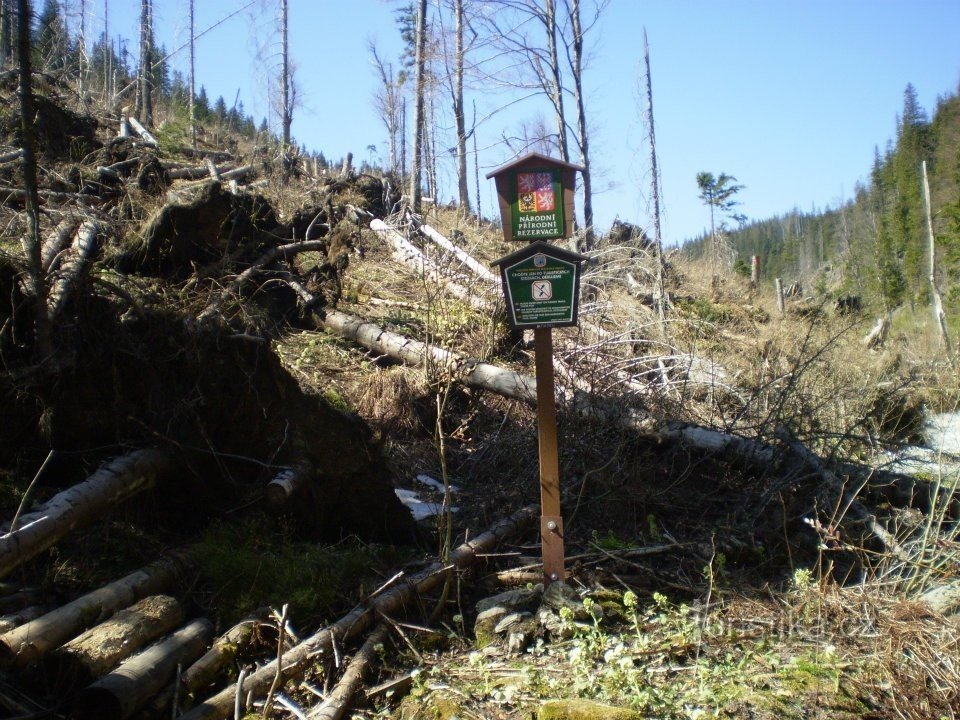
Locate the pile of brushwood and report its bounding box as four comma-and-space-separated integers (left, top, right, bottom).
0, 81, 957, 719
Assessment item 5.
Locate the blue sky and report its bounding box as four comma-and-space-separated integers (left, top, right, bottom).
99, 0, 960, 244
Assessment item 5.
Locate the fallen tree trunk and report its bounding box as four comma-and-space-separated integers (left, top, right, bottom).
369, 219, 490, 311
418, 223, 498, 285
47, 595, 184, 694
74, 618, 213, 720
0, 148, 24, 164
135, 609, 273, 719
0, 186, 106, 206
127, 117, 158, 146
47, 220, 98, 323
0, 555, 184, 668
0, 588, 41, 613
0, 449, 173, 580
319, 309, 538, 403
41, 216, 82, 272
307, 624, 389, 720
179, 504, 538, 720
775, 427, 906, 559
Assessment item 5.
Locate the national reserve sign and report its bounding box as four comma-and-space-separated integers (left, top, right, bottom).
512, 168, 564, 240
486, 152, 584, 242
492, 241, 588, 329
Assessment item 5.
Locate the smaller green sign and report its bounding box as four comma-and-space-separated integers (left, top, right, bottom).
511, 168, 565, 240
503, 252, 579, 328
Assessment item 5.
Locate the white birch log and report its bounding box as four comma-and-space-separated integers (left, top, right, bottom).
74, 618, 213, 720
47, 595, 184, 692
266, 461, 314, 507
127, 117, 158, 146
47, 220, 99, 323
0, 556, 182, 667
178, 505, 539, 720
0, 449, 173, 580
41, 217, 81, 272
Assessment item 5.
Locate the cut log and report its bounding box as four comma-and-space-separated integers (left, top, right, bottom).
0, 555, 183, 668
0, 606, 44, 634
0, 186, 106, 206
180, 608, 272, 698
74, 618, 213, 720
179, 504, 538, 720
0, 449, 173, 580
307, 624, 389, 720
47, 220, 99, 322
127, 117, 158, 146
47, 595, 184, 694
205, 157, 221, 181
266, 461, 314, 508
0, 588, 42, 613
218, 164, 252, 181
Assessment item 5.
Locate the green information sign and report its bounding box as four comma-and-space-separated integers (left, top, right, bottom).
510, 168, 565, 240
499, 251, 582, 328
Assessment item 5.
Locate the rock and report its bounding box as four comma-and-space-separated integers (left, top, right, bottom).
542, 581, 588, 619
474, 586, 543, 649
476, 586, 542, 615
538, 699, 643, 720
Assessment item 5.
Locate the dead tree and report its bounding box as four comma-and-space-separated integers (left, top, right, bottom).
642, 28, 668, 321
923, 160, 952, 359
16, 0, 51, 357
189, 0, 196, 148
136, 0, 153, 126
280, 0, 291, 151
409, 0, 428, 212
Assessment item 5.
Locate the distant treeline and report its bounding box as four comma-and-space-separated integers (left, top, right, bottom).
685, 83, 960, 319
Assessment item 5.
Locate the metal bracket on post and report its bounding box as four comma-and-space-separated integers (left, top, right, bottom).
541, 515, 565, 583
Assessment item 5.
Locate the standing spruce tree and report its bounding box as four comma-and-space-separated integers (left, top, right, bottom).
34, 0, 69, 72
697, 171, 745, 286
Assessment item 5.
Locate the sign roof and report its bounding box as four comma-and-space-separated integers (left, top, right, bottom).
490, 240, 589, 268
485, 151, 586, 180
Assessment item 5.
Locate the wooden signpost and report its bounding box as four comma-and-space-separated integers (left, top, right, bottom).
488, 153, 586, 583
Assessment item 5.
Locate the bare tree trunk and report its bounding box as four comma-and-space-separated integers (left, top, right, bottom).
545, 0, 568, 162
568, 0, 592, 249
0, 556, 183, 667
409, 0, 427, 212
137, 0, 153, 126
643, 29, 667, 320
923, 160, 952, 359
16, 0, 51, 359
0, 450, 173, 580
280, 0, 290, 148
775, 277, 784, 315
0, 0, 9, 68
453, 0, 469, 212
189, 0, 196, 149
78, 0, 87, 96
74, 619, 213, 720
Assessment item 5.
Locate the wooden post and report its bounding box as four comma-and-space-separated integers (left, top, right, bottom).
775, 277, 784, 315
750, 255, 758, 286
534, 328, 564, 583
